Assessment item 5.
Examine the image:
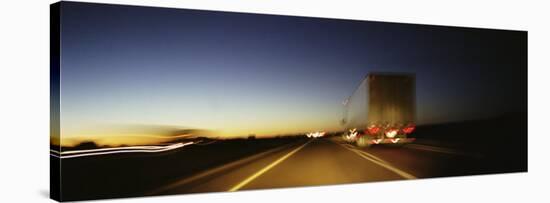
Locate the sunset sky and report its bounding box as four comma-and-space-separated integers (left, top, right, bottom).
58, 2, 526, 146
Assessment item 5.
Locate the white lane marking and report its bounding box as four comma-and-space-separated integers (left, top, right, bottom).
350, 148, 390, 165
339, 143, 389, 164
148, 143, 292, 195
343, 143, 355, 148
228, 140, 312, 192
50, 142, 193, 159
336, 143, 416, 179
405, 144, 471, 156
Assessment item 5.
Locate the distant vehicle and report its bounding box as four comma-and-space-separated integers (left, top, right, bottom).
306, 131, 326, 138
341, 73, 416, 147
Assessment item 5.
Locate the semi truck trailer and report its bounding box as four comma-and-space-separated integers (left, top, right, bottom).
342, 73, 416, 147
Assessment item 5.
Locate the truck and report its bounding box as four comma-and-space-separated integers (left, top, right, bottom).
341, 73, 416, 147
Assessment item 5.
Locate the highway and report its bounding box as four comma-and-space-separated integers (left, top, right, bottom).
55, 115, 526, 201
151, 137, 486, 195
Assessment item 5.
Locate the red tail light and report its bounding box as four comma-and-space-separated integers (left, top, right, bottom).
402, 125, 415, 134
367, 125, 380, 134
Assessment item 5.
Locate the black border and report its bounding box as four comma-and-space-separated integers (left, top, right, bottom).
50, 2, 62, 202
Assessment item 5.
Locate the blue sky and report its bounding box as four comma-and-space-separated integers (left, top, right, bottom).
59, 2, 526, 140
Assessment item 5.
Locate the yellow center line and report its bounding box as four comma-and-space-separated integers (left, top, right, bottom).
228, 139, 313, 192
335, 142, 416, 180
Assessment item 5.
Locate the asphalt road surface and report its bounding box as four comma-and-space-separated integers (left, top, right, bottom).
54, 115, 526, 201
152, 137, 492, 195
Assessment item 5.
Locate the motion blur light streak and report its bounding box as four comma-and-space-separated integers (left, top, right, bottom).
385, 129, 398, 138
367, 125, 380, 134
348, 128, 358, 140
306, 131, 326, 138
391, 138, 401, 143
52, 144, 182, 155
402, 126, 415, 134
144, 134, 193, 139
50, 2, 527, 201
51, 142, 193, 159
